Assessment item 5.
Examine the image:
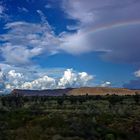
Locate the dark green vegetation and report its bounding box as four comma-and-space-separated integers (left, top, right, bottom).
0, 94, 140, 140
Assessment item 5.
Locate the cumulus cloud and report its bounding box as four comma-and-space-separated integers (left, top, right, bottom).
134, 70, 140, 77
8, 70, 24, 79
5, 70, 25, 90
100, 81, 111, 87
21, 75, 56, 90
0, 68, 93, 92
0, 68, 6, 92
21, 69, 93, 90
58, 69, 93, 88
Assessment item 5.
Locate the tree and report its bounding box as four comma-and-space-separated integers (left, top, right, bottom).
133, 92, 140, 105
108, 95, 122, 109
57, 98, 64, 106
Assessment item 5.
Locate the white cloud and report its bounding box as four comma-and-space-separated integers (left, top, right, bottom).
78, 72, 93, 86
0, 3, 9, 21
8, 70, 24, 80
0, 68, 6, 92
36, 10, 52, 30
0, 68, 5, 80
18, 7, 29, 12
0, 18, 60, 65
59, 27, 113, 55
45, 4, 52, 9
59, 31, 93, 54
123, 69, 140, 89
21, 69, 93, 90
100, 81, 111, 87
134, 70, 140, 78
62, 0, 95, 25
58, 69, 93, 88
1, 44, 37, 65
21, 75, 56, 90
66, 24, 80, 30
58, 69, 77, 88
6, 70, 25, 89
0, 68, 94, 92
0, 4, 5, 19
0, 5, 4, 14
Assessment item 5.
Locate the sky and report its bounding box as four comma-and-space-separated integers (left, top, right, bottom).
0, 0, 140, 93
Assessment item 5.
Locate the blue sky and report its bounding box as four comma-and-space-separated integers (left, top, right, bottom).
0, 0, 140, 92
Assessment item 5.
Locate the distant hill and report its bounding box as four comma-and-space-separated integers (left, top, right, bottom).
11, 88, 73, 96
68, 87, 140, 95
11, 87, 140, 96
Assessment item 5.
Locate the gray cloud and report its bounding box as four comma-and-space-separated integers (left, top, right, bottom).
123, 69, 140, 89
134, 70, 140, 78
61, 0, 140, 65
62, 0, 140, 26
123, 79, 140, 89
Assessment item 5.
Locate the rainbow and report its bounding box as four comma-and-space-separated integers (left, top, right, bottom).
79, 20, 140, 37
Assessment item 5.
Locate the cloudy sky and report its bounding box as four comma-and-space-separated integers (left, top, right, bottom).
0, 0, 140, 92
